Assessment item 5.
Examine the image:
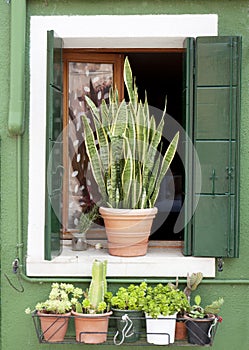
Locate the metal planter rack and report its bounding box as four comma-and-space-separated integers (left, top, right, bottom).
32, 312, 219, 346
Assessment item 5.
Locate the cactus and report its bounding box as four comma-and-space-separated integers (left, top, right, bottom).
88, 259, 107, 310
184, 272, 203, 301
189, 295, 224, 318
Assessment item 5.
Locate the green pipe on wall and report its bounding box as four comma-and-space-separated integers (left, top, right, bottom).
8, 0, 26, 136
18, 272, 249, 285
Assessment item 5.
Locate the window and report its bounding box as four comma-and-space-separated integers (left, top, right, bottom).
28, 15, 240, 276
61, 49, 185, 241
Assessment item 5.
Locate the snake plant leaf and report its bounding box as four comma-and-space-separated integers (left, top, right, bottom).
91, 112, 109, 173
124, 57, 135, 105
142, 117, 164, 191
100, 99, 110, 130
150, 131, 180, 207
136, 101, 147, 163
127, 103, 136, 160
111, 99, 128, 137
82, 114, 107, 203
134, 163, 143, 208
85, 95, 110, 172
109, 135, 124, 207
85, 95, 101, 122
122, 135, 133, 208
146, 151, 161, 208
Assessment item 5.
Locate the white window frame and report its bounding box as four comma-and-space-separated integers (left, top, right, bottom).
27, 14, 218, 277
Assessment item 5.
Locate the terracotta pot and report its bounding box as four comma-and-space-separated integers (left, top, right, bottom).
72, 310, 112, 344
99, 207, 158, 257
37, 311, 71, 342
175, 319, 187, 340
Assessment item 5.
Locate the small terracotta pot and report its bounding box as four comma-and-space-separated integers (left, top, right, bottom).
37, 311, 71, 342
175, 320, 187, 340
99, 207, 158, 257
72, 310, 112, 344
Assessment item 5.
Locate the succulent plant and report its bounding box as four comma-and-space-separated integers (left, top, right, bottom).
78, 205, 99, 233
25, 283, 75, 315
188, 295, 224, 319
73, 259, 110, 314
184, 272, 203, 301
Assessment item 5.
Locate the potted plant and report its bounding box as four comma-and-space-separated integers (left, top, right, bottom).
184, 295, 224, 345
110, 282, 147, 344
25, 283, 74, 342
71, 259, 112, 344
173, 272, 203, 340
142, 283, 189, 345
82, 57, 179, 257
71, 205, 99, 251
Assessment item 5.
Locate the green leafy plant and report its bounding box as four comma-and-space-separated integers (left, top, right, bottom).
188, 295, 224, 319
71, 259, 110, 314
142, 283, 190, 319
25, 283, 75, 315
110, 282, 147, 310
82, 57, 179, 209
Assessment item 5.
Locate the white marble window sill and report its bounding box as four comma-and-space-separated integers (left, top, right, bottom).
26, 240, 215, 277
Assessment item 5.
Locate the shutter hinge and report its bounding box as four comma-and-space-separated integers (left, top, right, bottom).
5, 0, 11, 4
226, 166, 234, 179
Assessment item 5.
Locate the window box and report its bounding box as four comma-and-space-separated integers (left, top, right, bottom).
32, 312, 219, 346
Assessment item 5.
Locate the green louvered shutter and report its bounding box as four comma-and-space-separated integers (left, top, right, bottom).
45, 30, 64, 260
188, 36, 241, 257
183, 37, 195, 255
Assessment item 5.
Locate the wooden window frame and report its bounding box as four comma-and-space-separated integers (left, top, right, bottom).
62, 51, 124, 236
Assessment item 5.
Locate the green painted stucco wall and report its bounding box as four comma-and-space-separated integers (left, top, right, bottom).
1, 0, 249, 349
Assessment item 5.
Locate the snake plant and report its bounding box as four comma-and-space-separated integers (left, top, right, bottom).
82, 57, 179, 209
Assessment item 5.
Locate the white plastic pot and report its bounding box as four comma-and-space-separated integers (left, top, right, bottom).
145, 312, 177, 345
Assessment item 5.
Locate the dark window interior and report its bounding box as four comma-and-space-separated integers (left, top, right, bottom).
124, 52, 184, 240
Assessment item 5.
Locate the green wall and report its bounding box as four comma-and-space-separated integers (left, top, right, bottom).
1, 0, 249, 349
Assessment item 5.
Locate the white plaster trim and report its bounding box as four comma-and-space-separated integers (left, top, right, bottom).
28, 14, 218, 276
27, 241, 215, 277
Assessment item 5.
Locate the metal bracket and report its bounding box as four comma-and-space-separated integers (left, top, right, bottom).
12, 258, 19, 274
4, 258, 24, 292
217, 258, 224, 272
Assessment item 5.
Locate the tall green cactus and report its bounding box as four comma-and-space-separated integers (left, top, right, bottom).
88, 259, 107, 310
